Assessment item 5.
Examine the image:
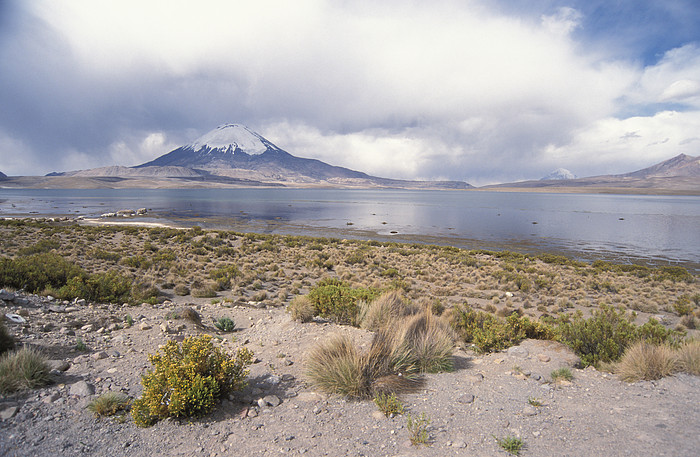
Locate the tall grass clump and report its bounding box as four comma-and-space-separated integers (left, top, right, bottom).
87, 391, 131, 417
393, 310, 455, 373
131, 335, 253, 427
675, 340, 700, 375
0, 346, 52, 394
357, 290, 418, 331
616, 342, 677, 382
306, 331, 421, 399
287, 295, 315, 323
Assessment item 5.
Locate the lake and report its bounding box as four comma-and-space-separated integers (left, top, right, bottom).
0, 188, 698, 271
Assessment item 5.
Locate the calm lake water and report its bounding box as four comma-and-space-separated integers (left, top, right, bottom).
1, 188, 698, 271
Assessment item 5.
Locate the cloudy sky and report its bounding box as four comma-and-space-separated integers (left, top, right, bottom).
1, 0, 699, 185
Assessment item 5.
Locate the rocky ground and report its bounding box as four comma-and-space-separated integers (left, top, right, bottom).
1, 290, 699, 457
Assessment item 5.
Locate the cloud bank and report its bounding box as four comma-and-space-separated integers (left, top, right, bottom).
0, 0, 698, 184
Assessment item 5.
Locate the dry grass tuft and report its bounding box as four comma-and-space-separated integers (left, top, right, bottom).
0, 345, 51, 394
358, 290, 418, 331
675, 340, 700, 375
305, 334, 365, 398
287, 296, 315, 323
616, 341, 677, 382
393, 310, 455, 373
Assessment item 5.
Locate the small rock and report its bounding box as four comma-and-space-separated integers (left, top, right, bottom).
69, 381, 95, 397
452, 440, 467, 448
43, 392, 61, 403
47, 360, 70, 371
507, 346, 529, 358
537, 354, 551, 363
81, 324, 95, 332
523, 406, 538, 416
465, 373, 484, 383
493, 358, 504, 364
457, 393, 475, 404
258, 395, 281, 407
4, 313, 25, 324
59, 327, 75, 336
0, 406, 18, 420
138, 322, 152, 331
247, 408, 258, 418
91, 351, 109, 361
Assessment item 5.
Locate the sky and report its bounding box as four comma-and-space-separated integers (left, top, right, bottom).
1, 0, 699, 185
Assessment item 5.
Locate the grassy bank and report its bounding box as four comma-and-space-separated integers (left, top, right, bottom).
0, 218, 697, 331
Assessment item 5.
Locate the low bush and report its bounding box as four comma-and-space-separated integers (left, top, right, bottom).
174, 284, 190, 296
58, 270, 132, 304
448, 306, 555, 353
307, 278, 379, 325
131, 335, 253, 427
0, 346, 51, 394
616, 342, 677, 382
550, 367, 573, 382
555, 305, 681, 367
0, 253, 84, 294
407, 412, 431, 446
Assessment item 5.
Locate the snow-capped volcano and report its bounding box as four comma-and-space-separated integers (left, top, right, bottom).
186, 124, 280, 155
134, 124, 471, 189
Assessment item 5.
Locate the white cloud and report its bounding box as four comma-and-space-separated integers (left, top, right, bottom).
3, 1, 698, 183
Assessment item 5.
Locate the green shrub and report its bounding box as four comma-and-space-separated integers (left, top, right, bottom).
0, 253, 85, 293
550, 367, 573, 382
131, 335, 253, 427
17, 239, 60, 256
374, 392, 404, 417
209, 265, 240, 289
58, 270, 132, 304
448, 306, 555, 353
214, 317, 235, 332
673, 295, 694, 316
0, 321, 14, 355
87, 391, 131, 417
0, 346, 51, 394
495, 436, 524, 455
307, 278, 379, 325
407, 412, 431, 446
555, 305, 680, 367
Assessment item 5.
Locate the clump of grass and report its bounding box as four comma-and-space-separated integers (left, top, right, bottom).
306, 278, 379, 325
616, 341, 677, 382
373, 392, 404, 417
0, 321, 15, 355
87, 391, 131, 417
173, 284, 190, 296
214, 317, 235, 333
178, 307, 203, 327
305, 331, 421, 399
287, 296, 315, 323
407, 412, 431, 446
191, 285, 217, 298
675, 340, 700, 375
0, 346, 52, 394
495, 435, 524, 455
76, 338, 88, 352
551, 367, 573, 382
394, 310, 455, 373
357, 290, 417, 331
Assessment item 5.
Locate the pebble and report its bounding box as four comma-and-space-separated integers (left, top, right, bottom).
537, 354, 551, 363
0, 406, 18, 420
457, 393, 475, 404
91, 351, 109, 361
507, 346, 529, 358
257, 395, 281, 407
139, 322, 152, 330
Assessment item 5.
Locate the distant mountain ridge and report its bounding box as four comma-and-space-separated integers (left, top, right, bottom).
541, 168, 576, 180
486, 153, 700, 194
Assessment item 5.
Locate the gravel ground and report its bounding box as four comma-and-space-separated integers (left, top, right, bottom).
1, 292, 699, 457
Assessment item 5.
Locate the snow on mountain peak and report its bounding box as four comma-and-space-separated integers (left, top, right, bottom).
187, 124, 272, 155
541, 168, 577, 180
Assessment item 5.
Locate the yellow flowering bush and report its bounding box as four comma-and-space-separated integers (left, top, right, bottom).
132, 335, 253, 427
